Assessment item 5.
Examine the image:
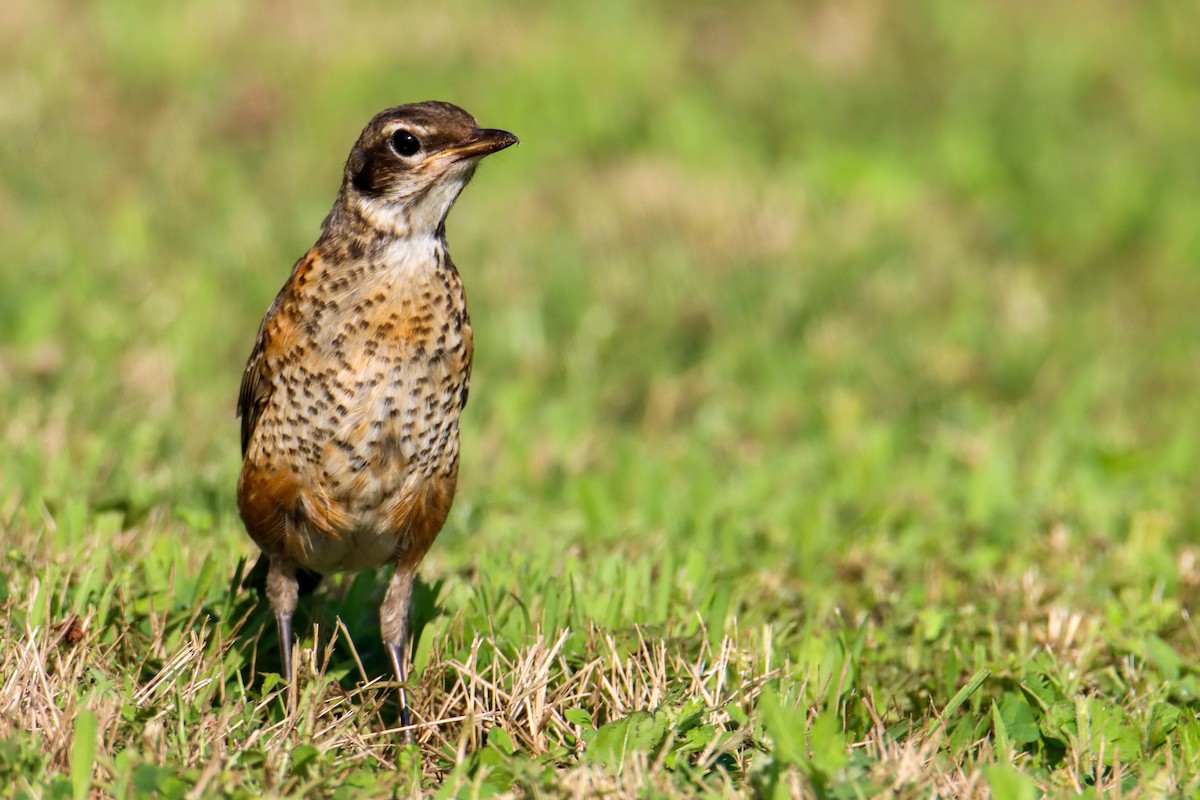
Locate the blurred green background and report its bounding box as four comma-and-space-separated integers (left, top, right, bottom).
4, 0, 1199, 597
3, 0, 1200, 791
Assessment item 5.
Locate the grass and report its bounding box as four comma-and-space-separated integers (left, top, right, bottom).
3, 0, 1200, 796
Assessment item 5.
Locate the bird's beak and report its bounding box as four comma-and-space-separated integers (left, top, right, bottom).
445, 128, 519, 161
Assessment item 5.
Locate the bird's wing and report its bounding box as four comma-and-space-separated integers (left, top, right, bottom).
239, 250, 324, 454
237, 291, 282, 457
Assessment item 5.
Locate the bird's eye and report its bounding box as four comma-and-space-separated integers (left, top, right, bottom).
390, 130, 421, 157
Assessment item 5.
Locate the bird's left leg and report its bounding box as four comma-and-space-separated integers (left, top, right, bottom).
265, 552, 300, 711
381, 566, 416, 742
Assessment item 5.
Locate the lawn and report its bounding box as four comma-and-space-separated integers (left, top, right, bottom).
3, 0, 1200, 796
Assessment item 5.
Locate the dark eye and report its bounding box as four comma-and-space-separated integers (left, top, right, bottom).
390, 130, 421, 157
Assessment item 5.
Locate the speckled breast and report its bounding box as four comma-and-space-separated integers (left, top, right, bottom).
240, 243, 473, 573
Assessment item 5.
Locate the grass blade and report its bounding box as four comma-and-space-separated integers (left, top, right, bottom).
71, 710, 97, 800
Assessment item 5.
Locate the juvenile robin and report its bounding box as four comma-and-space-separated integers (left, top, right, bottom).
236, 101, 517, 731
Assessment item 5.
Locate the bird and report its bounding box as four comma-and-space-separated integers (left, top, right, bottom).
235, 101, 517, 735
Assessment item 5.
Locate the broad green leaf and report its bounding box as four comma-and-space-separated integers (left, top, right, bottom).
565, 708, 593, 728
584, 711, 669, 767
291, 744, 320, 778
1040, 701, 1077, 745
758, 684, 806, 766
984, 764, 1039, 800
487, 726, 514, 755
999, 692, 1041, 745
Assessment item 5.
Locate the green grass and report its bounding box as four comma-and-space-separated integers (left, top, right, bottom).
3, 0, 1200, 796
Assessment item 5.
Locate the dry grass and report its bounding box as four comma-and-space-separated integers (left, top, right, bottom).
1, 549, 781, 795
5, 0, 1200, 796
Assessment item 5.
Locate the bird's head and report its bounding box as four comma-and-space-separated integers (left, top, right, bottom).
336, 101, 518, 237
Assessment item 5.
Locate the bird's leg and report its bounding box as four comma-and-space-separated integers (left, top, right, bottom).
265, 553, 300, 710
381, 567, 415, 743
276, 609, 294, 681
386, 643, 411, 732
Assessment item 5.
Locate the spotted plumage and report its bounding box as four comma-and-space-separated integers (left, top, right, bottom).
236, 101, 517, 734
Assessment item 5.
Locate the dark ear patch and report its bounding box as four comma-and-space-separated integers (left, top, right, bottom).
348, 148, 375, 193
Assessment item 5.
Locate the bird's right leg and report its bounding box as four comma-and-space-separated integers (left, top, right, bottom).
265, 553, 300, 709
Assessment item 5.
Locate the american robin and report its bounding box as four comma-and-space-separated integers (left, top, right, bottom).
236, 101, 517, 732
